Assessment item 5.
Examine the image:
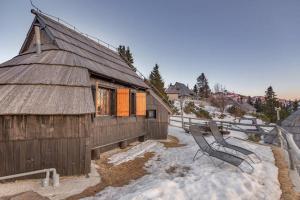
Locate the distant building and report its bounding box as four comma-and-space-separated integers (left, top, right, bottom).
166, 82, 194, 101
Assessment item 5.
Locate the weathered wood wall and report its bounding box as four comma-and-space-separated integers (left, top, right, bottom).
90, 116, 146, 149
146, 94, 169, 139
0, 115, 91, 176
0, 81, 169, 177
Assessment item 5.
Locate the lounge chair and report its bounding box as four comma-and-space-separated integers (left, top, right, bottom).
208, 121, 261, 163
190, 125, 254, 173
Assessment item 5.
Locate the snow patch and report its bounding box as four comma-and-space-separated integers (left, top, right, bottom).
85, 126, 281, 200
109, 140, 163, 165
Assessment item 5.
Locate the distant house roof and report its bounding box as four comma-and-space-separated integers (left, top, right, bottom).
166, 82, 194, 97
282, 110, 300, 129
282, 110, 300, 147
0, 10, 148, 115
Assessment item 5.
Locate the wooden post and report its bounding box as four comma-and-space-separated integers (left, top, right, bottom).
92, 148, 100, 160
180, 97, 184, 128
138, 135, 145, 142
120, 140, 128, 149
275, 107, 281, 125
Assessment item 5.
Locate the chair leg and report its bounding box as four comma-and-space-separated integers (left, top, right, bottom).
193, 149, 201, 161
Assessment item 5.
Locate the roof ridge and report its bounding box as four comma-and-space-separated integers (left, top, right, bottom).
33, 11, 123, 59
33, 11, 136, 72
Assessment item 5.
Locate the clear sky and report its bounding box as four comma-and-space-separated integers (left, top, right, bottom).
1, 0, 300, 99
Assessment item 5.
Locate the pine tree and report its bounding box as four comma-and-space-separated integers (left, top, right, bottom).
148, 64, 167, 100
293, 100, 299, 111
263, 86, 278, 122
193, 84, 198, 97
196, 73, 211, 98
239, 96, 244, 103
117, 45, 136, 72
247, 96, 253, 105
279, 101, 292, 120
254, 98, 263, 112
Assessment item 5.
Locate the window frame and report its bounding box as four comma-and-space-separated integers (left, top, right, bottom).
130, 90, 137, 116
146, 110, 157, 119
95, 82, 116, 117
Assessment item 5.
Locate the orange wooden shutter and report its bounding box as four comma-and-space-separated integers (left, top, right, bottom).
117, 88, 130, 116
136, 92, 146, 116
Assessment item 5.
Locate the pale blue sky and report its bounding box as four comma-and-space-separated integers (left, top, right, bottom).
1, 0, 300, 99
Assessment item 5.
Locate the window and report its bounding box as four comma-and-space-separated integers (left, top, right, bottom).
147, 110, 156, 119
96, 87, 116, 116
130, 92, 136, 115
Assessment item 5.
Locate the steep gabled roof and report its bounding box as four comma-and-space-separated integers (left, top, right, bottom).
282, 110, 300, 138
0, 10, 148, 115
282, 110, 300, 127
166, 82, 194, 97
16, 10, 148, 89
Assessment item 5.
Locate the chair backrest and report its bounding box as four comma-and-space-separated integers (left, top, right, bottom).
190, 125, 214, 154
209, 121, 226, 144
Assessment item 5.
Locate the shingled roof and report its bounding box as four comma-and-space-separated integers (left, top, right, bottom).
282, 110, 300, 133
166, 82, 194, 97
0, 10, 148, 115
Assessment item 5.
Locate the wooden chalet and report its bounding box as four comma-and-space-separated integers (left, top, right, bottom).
0, 10, 171, 177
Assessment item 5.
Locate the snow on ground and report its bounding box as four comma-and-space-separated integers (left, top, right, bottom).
108, 140, 163, 165
84, 126, 281, 200
0, 162, 100, 200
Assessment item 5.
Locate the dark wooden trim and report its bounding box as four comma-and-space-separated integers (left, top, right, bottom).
19, 17, 36, 54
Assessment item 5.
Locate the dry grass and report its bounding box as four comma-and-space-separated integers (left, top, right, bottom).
0, 191, 49, 200
160, 135, 186, 148
272, 147, 300, 200
66, 151, 155, 200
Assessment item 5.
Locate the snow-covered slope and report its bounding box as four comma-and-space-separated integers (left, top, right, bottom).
85, 126, 281, 200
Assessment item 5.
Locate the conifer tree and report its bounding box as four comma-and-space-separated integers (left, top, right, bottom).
293, 100, 299, 111
247, 96, 253, 105
117, 45, 136, 72
148, 64, 167, 99
263, 86, 278, 122
279, 101, 292, 120
196, 73, 211, 98
193, 84, 198, 97
254, 98, 263, 112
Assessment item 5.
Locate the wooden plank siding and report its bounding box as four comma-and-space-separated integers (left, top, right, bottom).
0, 115, 91, 177
90, 116, 146, 149
146, 93, 169, 139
